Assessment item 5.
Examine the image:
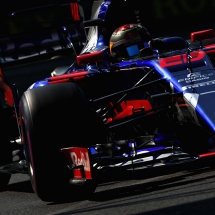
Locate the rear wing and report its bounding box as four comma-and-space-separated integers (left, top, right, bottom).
0, 1, 86, 66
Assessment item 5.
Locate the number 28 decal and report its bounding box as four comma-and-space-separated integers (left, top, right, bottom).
159, 50, 205, 68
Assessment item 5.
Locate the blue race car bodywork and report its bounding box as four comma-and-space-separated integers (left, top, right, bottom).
2, 0, 215, 202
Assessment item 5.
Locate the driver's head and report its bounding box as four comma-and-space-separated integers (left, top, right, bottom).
110, 24, 152, 61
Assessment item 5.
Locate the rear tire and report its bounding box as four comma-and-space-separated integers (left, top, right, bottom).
19, 82, 105, 201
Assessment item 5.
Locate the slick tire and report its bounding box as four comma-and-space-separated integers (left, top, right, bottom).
19, 82, 105, 202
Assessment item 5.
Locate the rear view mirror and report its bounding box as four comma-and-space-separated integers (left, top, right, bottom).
190, 29, 215, 42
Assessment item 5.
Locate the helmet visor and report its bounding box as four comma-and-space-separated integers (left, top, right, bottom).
126, 44, 139, 57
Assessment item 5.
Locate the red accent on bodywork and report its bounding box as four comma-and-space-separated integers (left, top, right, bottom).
76, 51, 104, 66
126, 100, 152, 111
182, 53, 187, 63
160, 55, 182, 68
205, 44, 215, 55
199, 151, 215, 158
47, 71, 88, 82
113, 105, 133, 120
205, 44, 215, 49
109, 102, 120, 115
160, 51, 205, 68
108, 100, 152, 121
188, 51, 205, 62
48, 79, 70, 85
191, 29, 214, 42
0, 68, 13, 106
70, 3, 80, 21
61, 147, 92, 179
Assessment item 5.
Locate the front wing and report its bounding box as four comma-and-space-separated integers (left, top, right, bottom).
61, 145, 215, 182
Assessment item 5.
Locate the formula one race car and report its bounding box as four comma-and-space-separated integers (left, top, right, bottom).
2, 0, 215, 202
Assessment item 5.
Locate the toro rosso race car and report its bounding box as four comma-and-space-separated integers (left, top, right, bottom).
2, 0, 215, 202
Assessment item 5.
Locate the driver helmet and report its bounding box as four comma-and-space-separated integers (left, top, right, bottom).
110, 24, 152, 61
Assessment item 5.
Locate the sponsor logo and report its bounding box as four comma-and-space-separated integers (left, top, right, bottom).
178, 72, 213, 83
70, 151, 90, 171
160, 51, 205, 68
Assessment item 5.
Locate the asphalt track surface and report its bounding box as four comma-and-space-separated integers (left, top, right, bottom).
1, 56, 215, 215
1, 161, 215, 215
